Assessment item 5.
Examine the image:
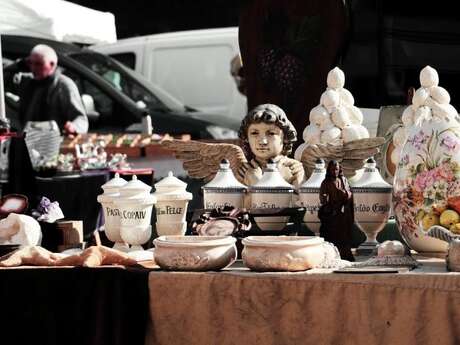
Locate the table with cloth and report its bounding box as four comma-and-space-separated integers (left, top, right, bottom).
1, 256, 460, 345
146, 256, 460, 345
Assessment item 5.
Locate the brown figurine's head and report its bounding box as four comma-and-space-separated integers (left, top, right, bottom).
239, 104, 297, 160
326, 160, 343, 179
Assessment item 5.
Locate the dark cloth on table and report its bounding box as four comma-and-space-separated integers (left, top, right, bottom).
0, 266, 150, 345
35, 171, 109, 239
319, 176, 354, 261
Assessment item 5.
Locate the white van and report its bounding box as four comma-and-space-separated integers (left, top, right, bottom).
91, 27, 247, 120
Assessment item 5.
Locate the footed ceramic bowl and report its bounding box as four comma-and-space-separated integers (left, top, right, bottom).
153, 235, 237, 271
241, 236, 325, 271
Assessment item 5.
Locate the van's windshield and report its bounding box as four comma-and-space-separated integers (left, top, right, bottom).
70, 51, 169, 112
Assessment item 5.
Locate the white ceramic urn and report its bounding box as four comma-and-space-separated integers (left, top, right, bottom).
352, 158, 392, 255
97, 173, 128, 251
153, 171, 192, 236
297, 158, 326, 235
249, 159, 294, 230
114, 175, 156, 251
393, 66, 460, 253
202, 159, 247, 209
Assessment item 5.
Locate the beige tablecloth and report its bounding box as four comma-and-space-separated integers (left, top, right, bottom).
146, 258, 460, 345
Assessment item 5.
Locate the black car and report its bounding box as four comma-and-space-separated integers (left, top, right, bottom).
1, 35, 240, 139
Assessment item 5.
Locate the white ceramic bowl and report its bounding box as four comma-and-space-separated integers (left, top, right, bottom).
153, 235, 237, 271
242, 236, 325, 271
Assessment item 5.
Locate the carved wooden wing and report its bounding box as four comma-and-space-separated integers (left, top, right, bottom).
161, 139, 248, 181
300, 137, 386, 177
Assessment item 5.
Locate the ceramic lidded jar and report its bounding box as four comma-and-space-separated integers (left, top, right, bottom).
352, 158, 392, 255
249, 159, 294, 230
97, 173, 128, 251
298, 158, 326, 235
202, 159, 247, 209
115, 175, 156, 251
154, 171, 192, 236
393, 66, 460, 253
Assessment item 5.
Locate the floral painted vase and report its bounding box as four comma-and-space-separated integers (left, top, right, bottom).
393, 66, 460, 253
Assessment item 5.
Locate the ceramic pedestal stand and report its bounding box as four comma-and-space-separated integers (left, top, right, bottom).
354, 224, 383, 256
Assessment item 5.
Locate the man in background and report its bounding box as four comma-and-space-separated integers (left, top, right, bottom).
4, 44, 88, 200
16, 44, 88, 134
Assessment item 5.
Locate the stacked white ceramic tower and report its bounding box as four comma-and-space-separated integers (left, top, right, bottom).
391, 66, 459, 166
297, 67, 369, 155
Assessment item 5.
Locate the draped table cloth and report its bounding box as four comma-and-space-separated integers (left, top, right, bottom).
146, 257, 460, 345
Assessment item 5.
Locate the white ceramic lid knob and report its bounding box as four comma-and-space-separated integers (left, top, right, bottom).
314, 158, 325, 170
220, 159, 230, 170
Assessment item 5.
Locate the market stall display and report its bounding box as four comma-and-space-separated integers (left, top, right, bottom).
61, 133, 190, 159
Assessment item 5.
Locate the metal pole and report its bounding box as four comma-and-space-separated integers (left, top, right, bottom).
0, 35, 6, 121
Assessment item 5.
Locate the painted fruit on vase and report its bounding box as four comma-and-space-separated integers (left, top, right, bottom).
393, 121, 460, 252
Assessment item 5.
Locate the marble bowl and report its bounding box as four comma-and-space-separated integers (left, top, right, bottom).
242, 236, 325, 271
153, 235, 237, 271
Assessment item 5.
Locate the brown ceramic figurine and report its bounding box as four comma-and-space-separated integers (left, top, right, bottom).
318, 160, 354, 261
162, 103, 304, 187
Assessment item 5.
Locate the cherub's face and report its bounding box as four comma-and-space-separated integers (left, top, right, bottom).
247, 122, 284, 160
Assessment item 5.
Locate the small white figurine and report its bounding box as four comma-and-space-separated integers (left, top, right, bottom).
0, 213, 42, 246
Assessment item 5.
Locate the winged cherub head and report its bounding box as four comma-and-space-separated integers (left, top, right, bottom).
238, 104, 297, 162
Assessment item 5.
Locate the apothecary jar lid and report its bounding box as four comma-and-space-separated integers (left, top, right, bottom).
299, 158, 326, 190
353, 157, 392, 190
203, 159, 247, 191
119, 175, 152, 197
154, 171, 192, 201
249, 159, 294, 192
101, 173, 128, 193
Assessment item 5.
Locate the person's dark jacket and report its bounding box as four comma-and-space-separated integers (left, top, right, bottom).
15, 69, 88, 133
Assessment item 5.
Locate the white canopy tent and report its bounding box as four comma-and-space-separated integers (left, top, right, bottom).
0, 0, 117, 44
0, 0, 118, 121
